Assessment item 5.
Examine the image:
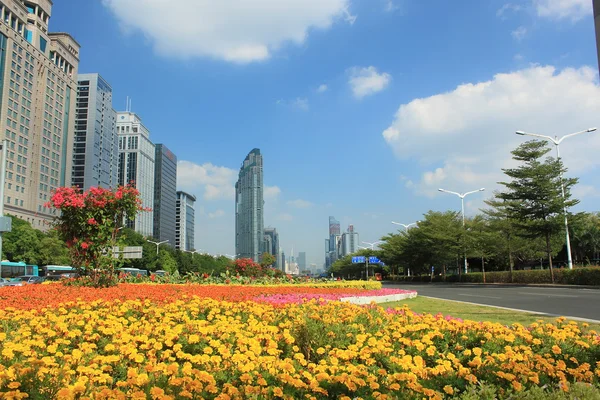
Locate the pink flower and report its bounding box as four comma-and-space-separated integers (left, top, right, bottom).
87, 218, 97, 225
81, 242, 89, 249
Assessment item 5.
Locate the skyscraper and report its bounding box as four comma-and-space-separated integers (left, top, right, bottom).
235, 149, 264, 262
340, 225, 359, 256
116, 111, 155, 236
175, 191, 196, 251
72, 73, 117, 190
0, 1, 80, 229
297, 252, 306, 271
153, 144, 177, 245
326, 216, 341, 267
264, 227, 279, 269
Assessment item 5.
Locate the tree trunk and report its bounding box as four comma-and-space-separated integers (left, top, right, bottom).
508, 235, 514, 283
482, 256, 486, 283
545, 233, 555, 283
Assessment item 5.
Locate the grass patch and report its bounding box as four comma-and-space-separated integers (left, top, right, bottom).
380, 295, 600, 330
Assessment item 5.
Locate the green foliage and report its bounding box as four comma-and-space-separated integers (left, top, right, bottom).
260, 252, 276, 268
2, 215, 41, 263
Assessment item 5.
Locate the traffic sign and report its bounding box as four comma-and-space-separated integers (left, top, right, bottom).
351, 256, 366, 264
369, 256, 380, 264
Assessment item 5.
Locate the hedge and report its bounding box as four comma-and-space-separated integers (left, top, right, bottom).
389, 266, 600, 286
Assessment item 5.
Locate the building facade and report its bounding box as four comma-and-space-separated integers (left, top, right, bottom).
175, 190, 195, 251
72, 73, 117, 190
0, 1, 80, 229
153, 144, 177, 245
116, 111, 155, 236
235, 148, 264, 262
325, 216, 341, 268
340, 225, 359, 256
297, 251, 306, 271
264, 227, 279, 269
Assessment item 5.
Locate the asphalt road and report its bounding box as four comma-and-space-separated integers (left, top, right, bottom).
383, 282, 600, 322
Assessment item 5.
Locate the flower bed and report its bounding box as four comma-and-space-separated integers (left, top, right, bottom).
0, 284, 599, 399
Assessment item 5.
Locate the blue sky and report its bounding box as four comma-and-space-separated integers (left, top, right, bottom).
52, 0, 599, 268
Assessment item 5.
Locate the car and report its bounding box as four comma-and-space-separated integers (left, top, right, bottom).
153, 270, 167, 277
12, 275, 45, 284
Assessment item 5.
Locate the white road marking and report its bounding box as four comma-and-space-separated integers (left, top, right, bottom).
458, 293, 501, 299
518, 292, 578, 298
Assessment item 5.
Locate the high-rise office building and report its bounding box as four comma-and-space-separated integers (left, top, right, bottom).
264, 227, 279, 269
116, 111, 155, 236
235, 148, 264, 262
340, 225, 359, 256
325, 216, 341, 267
175, 191, 196, 251
72, 73, 117, 190
297, 251, 306, 271
0, 1, 80, 229
153, 144, 177, 245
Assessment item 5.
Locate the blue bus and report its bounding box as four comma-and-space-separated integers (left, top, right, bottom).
0, 261, 39, 278
40, 265, 75, 277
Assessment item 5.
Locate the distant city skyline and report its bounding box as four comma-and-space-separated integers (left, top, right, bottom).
46, 1, 600, 263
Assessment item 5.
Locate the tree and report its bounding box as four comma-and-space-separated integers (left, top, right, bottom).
157, 249, 178, 273
260, 252, 276, 268
498, 140, 579, 282
36, 230, 70, 266
46, 185, 146, 286
2, 215, 41, 263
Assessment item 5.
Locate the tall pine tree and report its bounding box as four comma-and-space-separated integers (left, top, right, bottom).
497, 140, 578, 282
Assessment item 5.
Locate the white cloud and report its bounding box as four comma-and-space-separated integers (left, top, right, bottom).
317, 84, 328, 93
292, 97, 309, 111
101, 0, 355, 63
208, 209, 226, 219
384, 0, 398, 12
497, 3, 522, 18
277, 213, 294, 221
264, 185, 282, 200
287, 199, 314, 208
348, 66, 392, 99
533, 0, 591, 21
514, 53, 525, 61
511, 26, 527, 41
177, 161, 237, 201
383, 65, 600, 199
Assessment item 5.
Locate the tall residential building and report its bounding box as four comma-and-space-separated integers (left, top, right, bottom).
297, 251, 306, 271
72, 73, 117, 190
264, 227, 279, 269
0, 1, 80, 229
235, 148, 264, 262
175, 191, 196, 251
116, 111, 155, 236
153, 144, 177, 245
340, 224, 359, 256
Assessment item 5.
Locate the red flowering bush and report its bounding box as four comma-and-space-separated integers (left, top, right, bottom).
45, 185, 146, 287
230, 258, 285, 278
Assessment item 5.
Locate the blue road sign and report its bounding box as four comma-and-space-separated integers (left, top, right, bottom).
369, 257, 380, 264
352, 256, 366, 263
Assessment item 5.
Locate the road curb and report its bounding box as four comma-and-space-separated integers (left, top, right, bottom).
340, 291, 417, 305
383, 281, 600, 290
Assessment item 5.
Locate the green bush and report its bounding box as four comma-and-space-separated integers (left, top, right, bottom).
388, 267, 600, 286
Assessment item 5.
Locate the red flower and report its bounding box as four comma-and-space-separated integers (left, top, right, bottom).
87, 218, 97, 225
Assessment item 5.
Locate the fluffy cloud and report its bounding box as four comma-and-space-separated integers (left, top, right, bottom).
497, 3, 522, 18
287, 199, 314, 208
102, 0, 355, 63
533, 0, 591, 21
317, 84, 328, 93
511, 26, 527, 41
177, 161, 236, 201
348, 66, 392, 99
382, 65, 600, 198
264, 185, 282, 200
292, 98, 309, 111
208, 210, 226, 219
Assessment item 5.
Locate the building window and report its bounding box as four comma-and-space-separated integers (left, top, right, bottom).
39, 36, 47, 53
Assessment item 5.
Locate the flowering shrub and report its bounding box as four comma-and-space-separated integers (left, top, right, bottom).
45, 185, 146, 287
0, 284, 599, 398
230, 258, 283, 278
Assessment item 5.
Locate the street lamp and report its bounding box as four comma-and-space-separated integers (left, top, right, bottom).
224, 253, 241, 259
391, 221, 419, 230
362, 241, 383, 250
146, 239, 169, 255
515, 127, 597, 270
438, 187, 485, 273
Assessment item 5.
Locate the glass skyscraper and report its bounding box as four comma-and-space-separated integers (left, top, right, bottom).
72, 73, 117, 190
153, 144, 177, 245
175, 191, 196, 251
235, 148, 264, 262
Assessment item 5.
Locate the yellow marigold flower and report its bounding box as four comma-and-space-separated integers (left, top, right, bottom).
512, 381, 523, 391
552, 345, 562, 355
188, 334, 200, 344
7, 382, 20, 389
273, 387, 284, 397
316, 347, 325, 355
443, 385, 454, 395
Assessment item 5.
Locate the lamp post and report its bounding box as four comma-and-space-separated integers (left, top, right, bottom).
224, 253, 241, 259
391, 221, 419, 230
438, 188, 485, 274
146, 239, 169, 256
515, 127, 597, 270
361, 241, 383, 250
